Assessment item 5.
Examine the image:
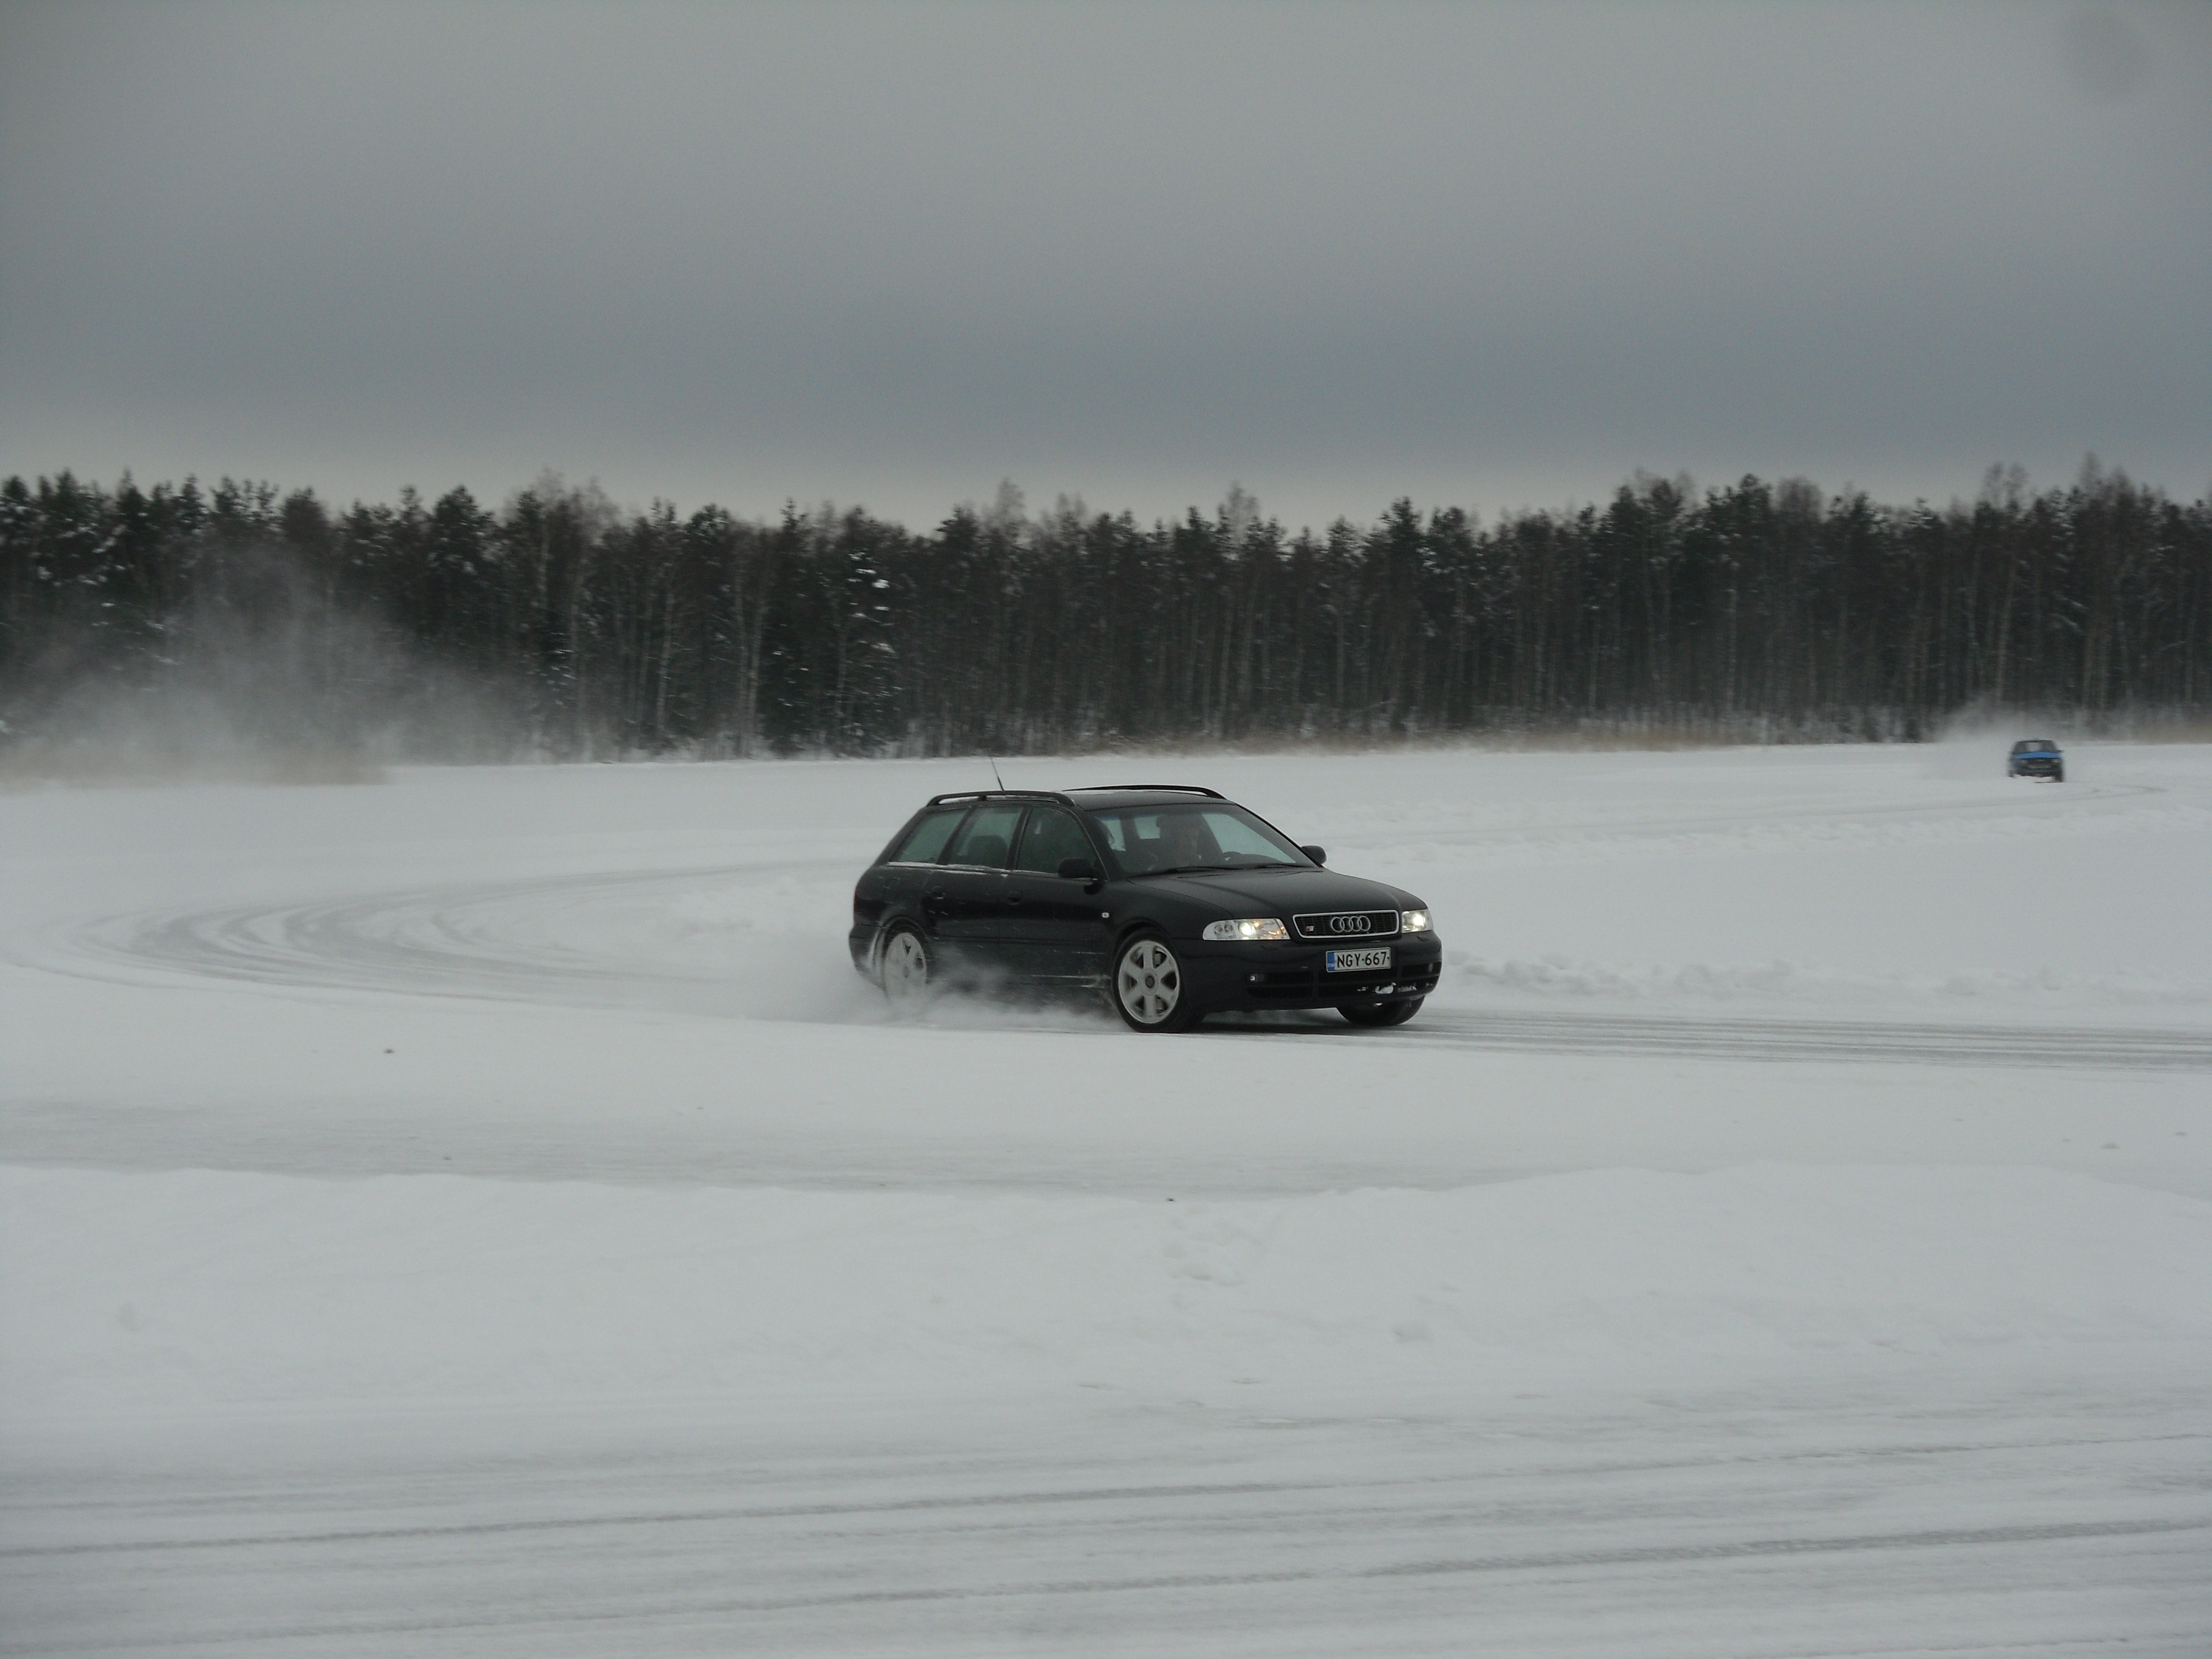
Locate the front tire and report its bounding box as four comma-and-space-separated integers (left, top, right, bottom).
878, 925, 932, 1010
1113, 931, 1197, 1032
1340, 996, 1423, 1027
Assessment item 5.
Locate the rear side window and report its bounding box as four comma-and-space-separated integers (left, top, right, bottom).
945, 803, 1024, 868
890, 807, 966, 864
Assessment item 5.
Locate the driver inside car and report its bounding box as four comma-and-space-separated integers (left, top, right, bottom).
1154, 812, 1220, 871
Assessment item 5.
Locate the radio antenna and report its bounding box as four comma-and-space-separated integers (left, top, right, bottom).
989, 755, 1006, 790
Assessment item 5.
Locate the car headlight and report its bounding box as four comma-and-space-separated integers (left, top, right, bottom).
1202, 917, 1289, 942
1400, 909, 1432, 933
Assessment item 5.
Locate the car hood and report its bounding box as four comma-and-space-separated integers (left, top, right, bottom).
1133, 865, 1424, 916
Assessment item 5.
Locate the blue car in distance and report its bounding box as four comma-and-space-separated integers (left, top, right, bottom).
2008, 739, 2064, 781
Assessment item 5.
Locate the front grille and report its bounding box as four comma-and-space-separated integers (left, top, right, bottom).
1291, 909, 1400, 941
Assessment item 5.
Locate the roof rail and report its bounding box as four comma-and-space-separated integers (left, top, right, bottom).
924, 789, 1071, 808
1067, 784, 1225, 799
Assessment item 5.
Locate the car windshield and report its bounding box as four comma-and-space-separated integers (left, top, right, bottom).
1084, 804, 1307, 875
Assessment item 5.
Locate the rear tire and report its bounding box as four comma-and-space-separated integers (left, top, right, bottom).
1340, 996, 1423, 1027
878, 925, 931, 1010
1113, 931, 1197, 1032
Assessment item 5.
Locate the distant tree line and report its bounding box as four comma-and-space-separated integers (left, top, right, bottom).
2, 462, 2207, 760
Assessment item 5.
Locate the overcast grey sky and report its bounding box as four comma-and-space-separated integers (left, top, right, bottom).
2, 1, 2205, 530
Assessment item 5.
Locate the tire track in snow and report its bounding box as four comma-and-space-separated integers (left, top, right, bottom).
1345, 1009, 2212, 1072
56, 864, 829, 1000
45, 864, 2212, 1071
13, 1516, 2204, 1648
17, 1428, 2206, 1559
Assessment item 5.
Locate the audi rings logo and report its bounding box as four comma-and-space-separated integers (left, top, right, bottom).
1296, 910, 1396, 940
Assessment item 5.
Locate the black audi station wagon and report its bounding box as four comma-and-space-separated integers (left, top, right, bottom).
849, 786, 1442, 1031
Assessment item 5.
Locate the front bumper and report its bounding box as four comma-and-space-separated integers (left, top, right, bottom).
1177, 933, 1444, 1010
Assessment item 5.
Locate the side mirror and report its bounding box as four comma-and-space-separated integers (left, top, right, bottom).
1300, 845, 1327, 865
1057, 857, 1102, 881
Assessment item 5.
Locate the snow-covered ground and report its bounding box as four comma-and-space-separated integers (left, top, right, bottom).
4, 741, 2209, 1655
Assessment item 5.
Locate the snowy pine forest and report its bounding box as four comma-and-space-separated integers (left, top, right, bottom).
4, 462, 2208, 766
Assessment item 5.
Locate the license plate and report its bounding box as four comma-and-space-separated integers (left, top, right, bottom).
1325, 946, 1392, 973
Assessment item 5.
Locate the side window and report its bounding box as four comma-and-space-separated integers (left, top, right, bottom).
891, 807, 966, 865
944, 803, 1023, 869
1013, 807, 1093, 874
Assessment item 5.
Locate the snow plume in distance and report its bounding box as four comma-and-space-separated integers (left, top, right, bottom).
0, 549, 521, 787
1924, 705, 2212, 782
1919, 708, 2070, 782
1930, 703, 2212, 759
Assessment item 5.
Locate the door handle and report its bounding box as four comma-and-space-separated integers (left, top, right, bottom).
1004, 893, 1022, 906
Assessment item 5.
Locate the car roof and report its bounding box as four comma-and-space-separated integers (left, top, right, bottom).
924, 785, 1228, 813
1064, 785, 1227, 811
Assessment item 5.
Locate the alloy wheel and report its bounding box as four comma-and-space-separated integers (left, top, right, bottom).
880, 928, 930, 1007
1115, 936, 1184, 1029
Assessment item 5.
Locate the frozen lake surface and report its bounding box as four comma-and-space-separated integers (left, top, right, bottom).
4, 742, 2209, 1654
